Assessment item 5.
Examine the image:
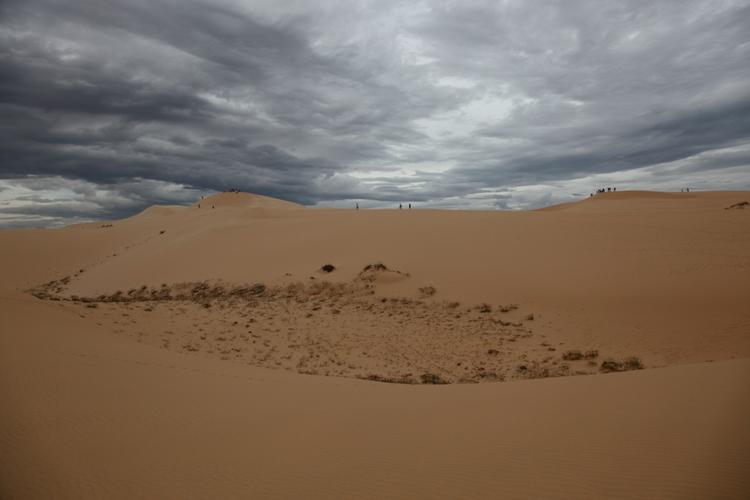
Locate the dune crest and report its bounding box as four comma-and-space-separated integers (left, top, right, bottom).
191, 191, 302, 209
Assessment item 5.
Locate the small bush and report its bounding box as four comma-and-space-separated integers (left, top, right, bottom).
320, 264, 336, 273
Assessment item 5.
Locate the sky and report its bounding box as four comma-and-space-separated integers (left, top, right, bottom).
1, 0, 749, 227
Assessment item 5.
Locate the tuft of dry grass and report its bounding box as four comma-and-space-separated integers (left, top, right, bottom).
362, 263, 388, 272
600, 356, 644, 373
358, 373, 418, 384
562, 350, 583, 361
725, 201, 749, 210
477, 303, 492, 313
420, 372, 450, 384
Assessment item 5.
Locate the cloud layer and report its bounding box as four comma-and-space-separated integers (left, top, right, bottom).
2, 0, 749, 225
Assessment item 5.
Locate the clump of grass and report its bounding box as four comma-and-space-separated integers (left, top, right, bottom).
623, 356, 644, 370
516, 363, 552, 379
362, 262, 388, 272
420, 372, 450, 384
458, 378, 480, 384
418, 285, 437, 297
600, 356, 644, 373
358, 373, 418, 384
599, 359, 622, 373
320, 264, 336, 273
477, 303, 492, 313
562, 350, 583, 361
725, 201, 749, 210
480, 371, 502, 381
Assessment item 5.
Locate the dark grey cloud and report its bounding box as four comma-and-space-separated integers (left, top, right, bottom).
1, 0, 749, 226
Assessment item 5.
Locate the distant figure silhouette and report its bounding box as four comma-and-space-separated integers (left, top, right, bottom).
198, 204, 201, 208
399, 203, 402, 209
686, 187, 690, 192
607, 187, 611, 192
212, 205, 215, 209
356, 202, 359, 210
408, 203, 412, 209
613, 187, 616, 192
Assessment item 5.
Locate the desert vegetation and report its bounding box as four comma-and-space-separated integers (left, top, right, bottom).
27, 263, 644, 384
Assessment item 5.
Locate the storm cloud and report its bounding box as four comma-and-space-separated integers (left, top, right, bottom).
1, 0, 749, 225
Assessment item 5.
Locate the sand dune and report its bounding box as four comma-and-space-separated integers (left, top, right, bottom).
1, 191, 749, 498
189, 191, 303, 209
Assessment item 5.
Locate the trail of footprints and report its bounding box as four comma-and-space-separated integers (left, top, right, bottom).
30, 264, 644, 384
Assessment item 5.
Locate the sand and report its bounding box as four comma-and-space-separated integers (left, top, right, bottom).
1, 190, 749, 498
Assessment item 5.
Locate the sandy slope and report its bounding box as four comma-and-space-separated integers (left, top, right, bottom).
1, 190, 749, 498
